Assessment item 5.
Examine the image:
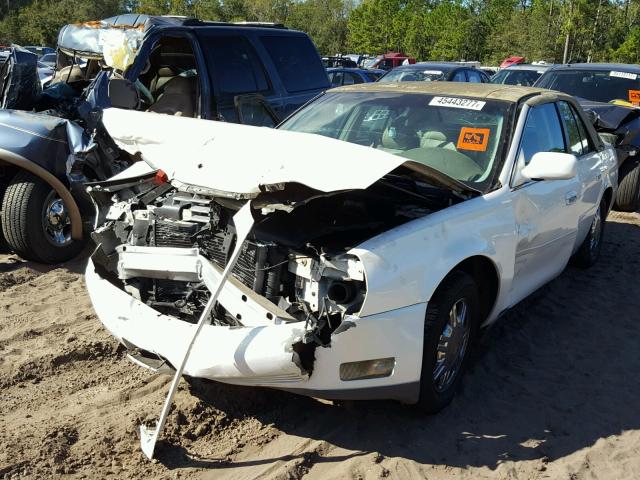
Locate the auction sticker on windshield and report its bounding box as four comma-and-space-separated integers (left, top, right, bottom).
610, 71, 638, 80
629, 90, 640, 106
429, 96, 485, 110
457, 127, 490, 152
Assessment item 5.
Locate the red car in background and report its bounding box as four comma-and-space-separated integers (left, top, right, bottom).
500, 56, 525, 68
364, 52, 416, 70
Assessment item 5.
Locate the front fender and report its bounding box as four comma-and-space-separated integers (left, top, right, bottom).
352, 190, 514, 318
0, 147, 83, 240
0, 109, 73, 179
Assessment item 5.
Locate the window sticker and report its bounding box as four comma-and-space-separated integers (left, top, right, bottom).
423, 70, 443, 75
610, 71, 638, 80
429, 96, 485, 110
457, 127, 491, 152
628, 90, 640, 106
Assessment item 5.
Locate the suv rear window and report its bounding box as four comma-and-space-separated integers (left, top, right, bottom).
260, 35, 328, 93
199, 34, 270, 97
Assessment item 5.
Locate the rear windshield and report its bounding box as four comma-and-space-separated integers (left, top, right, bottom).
379, 68, 445, 83
260, 35, 329, 93
491, 68, 542, 87
537, 69, 640, 105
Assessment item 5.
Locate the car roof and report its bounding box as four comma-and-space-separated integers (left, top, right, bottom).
326, 67, 383, 73
502, 64, 551, 71
332, 81, 556, 103
549, 63, 640, 73
399, 62, 463, 71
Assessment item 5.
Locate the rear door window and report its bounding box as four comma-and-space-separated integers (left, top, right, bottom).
260, 35, 328, 93
557, 101, 584, 156
198, 34, 270, 101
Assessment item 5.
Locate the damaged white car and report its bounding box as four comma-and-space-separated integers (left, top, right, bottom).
85, 83, 617, 414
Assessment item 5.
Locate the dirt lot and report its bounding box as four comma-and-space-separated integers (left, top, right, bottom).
1, 211, 640, 480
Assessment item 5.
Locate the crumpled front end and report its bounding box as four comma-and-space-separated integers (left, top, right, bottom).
84, 163, 443, 401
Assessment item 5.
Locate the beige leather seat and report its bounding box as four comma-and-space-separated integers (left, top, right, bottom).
420, 131, 456, 150
378, 118, 419, 154
147, 75, 197, 117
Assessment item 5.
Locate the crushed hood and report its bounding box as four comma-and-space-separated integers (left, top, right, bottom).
578, 98, 640, 131
101, 108, 478, 197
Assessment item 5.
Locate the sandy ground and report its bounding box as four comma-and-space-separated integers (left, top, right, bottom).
1, 211, 639, 480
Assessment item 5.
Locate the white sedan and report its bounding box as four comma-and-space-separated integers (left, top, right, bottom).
86, 82, 617, 413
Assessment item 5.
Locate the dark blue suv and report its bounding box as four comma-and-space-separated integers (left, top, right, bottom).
0, 15, 329, 263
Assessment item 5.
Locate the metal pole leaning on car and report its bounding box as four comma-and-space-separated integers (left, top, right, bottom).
139, 201, 255, 460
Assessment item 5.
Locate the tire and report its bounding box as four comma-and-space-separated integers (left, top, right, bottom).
418, 271, 480, 413
1, 171, 84, 263
571, 198, 606, 268
614, 160, 640, 212
0, 180, 9, 252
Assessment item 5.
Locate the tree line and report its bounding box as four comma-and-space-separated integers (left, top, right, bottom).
1, 0, 639, 64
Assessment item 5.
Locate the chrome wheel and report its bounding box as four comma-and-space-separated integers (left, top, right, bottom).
589, 205, 602, 253
42, 191, 71, 246
433, 298, 470, 392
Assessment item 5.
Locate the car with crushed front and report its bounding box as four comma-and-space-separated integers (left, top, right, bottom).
0, 15, 328, 263
85, 82, 617, 413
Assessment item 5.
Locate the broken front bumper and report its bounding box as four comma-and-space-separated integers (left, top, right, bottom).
85, 247, 426, 402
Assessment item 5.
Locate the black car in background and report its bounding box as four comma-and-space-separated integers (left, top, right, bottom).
491, 63, 551, 86
378, 62, 491, 83
536, 64, 640, 211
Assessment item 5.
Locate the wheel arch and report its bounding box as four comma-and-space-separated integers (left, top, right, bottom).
0, 148, 83, 240
437, 255, 500, 324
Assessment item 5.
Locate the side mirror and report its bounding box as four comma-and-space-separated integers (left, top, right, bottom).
521, 151, 577, 181
108, 77, 139, 110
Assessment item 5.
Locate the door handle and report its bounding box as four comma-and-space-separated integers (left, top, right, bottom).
565, 191, 578, 205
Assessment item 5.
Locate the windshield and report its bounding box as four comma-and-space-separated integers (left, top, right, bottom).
379, 68, 445, 83
537, 69, 640, 105
492, 68, 542, 86
279, 92, 512, 191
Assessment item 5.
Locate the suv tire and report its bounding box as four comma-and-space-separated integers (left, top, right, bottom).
614, 160, 640, 212
1, 171, 83, 263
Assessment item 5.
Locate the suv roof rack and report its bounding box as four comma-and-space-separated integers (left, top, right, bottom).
232, 21, 287, 29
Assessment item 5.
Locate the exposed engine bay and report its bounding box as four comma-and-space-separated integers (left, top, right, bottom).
90, 168, 463, 357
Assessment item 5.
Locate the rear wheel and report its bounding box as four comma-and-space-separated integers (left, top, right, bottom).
418, 271, 480, 413
1, 171, 84, 263
614, 160, 640, 212
571, 198, 606, 268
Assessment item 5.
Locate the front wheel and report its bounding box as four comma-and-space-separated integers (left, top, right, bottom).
1, 171, 84, 263
418, 271, 480, 413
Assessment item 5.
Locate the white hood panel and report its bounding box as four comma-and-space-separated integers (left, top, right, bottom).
102, 108, 407, 195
